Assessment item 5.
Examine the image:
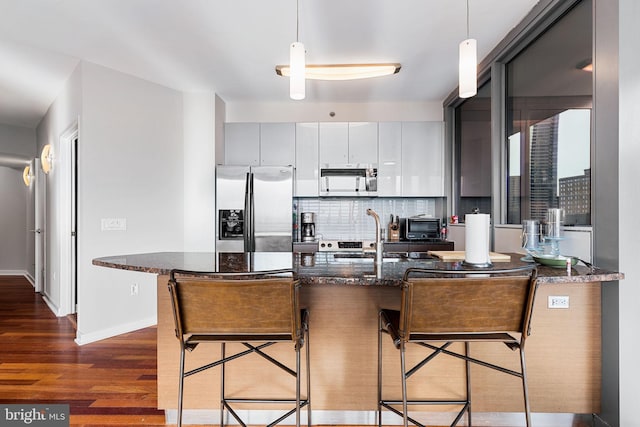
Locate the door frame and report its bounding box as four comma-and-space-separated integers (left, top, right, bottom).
34, 157, 45, 294
58, 122, 78, 316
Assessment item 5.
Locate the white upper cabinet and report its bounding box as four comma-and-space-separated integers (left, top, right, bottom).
319, 122, 379, 165
401, 121, 444, 196
348, 122, 378, 164
260, 123, 295, 166
378, 122, 402, 196
295, 123, 319, 197
225, 121, 444, 198
224, 123, 295, 166
319, 122, 349, 164
224, 123, 260, 165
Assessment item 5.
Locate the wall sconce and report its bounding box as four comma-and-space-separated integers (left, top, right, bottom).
22, 165, 33, 187
576, 58, 593, 72
41, 144, 53, 174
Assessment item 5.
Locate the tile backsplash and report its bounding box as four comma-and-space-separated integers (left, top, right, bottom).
294, 198, 442, 241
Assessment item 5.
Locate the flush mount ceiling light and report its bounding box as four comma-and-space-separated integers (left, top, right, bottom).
22, 165, 32, 187
41, 144, 53, 174
289, 0, 305, 100
459, 0, 477, 98
276, 63, 401, 81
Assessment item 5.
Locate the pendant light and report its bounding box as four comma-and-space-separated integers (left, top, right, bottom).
459, 0, 477, 98
289, 0, 305, 100
276, 63, 401, 81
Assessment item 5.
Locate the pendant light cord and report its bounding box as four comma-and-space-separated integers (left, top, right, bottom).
466, 0, 470, 39
296, 0, 300, 42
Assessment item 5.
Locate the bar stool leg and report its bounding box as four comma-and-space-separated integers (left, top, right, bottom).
465, 342, 472, 427
520, 347, 531, 427
296, 345, 301, 427
377, 314, 383, 427
220, 343, 226, 427
178, 347, 186, 427
305, 318, 312, 427
400, 342, 408, 427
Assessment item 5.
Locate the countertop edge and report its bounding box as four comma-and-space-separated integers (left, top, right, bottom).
92, 252, 623, 285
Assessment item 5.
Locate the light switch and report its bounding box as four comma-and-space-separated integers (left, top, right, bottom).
101, 218, 127, 231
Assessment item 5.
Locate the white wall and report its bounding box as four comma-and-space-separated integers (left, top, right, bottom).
35, 61, 189, 343
183, 92, 216, 251
225, 101, 443, 123
618, 0, 640, 423
76, 61, 184, 343
36, 64, 82, 314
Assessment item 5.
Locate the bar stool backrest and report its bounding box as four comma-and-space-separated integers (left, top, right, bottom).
168, 272, 301, 342
400, 273, 537, 340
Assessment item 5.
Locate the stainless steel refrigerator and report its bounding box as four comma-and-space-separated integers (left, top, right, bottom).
216, 165, 294, 252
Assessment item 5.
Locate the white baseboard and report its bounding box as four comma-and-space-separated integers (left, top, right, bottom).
164, 409, 592, 426
23, 272, 35, 287
74, 316, 157, 346
0, 269, 32, 280
42, 293, 63, 316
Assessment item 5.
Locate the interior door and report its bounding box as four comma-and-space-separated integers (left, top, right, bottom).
34, 158, 45, 294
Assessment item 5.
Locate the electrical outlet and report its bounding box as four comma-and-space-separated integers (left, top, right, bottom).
548, 295, 569, 309
131, 283, 139, 296
101, 218, 127, 231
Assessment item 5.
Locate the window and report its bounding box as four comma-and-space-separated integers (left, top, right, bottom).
505, 0, 592, 225
455, 81, 492, 220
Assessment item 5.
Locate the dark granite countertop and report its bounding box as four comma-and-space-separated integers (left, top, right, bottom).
92, 251, 623, 285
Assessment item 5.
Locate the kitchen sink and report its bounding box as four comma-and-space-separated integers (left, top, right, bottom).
332, 252, 437, 262
332, 252, 405, 262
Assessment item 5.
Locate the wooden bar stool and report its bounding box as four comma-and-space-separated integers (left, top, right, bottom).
378, 266, 538, 427
168, 268, 310, 427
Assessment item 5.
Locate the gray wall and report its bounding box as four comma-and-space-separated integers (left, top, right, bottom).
593, 1, 620, 425
0, 124, 37, 276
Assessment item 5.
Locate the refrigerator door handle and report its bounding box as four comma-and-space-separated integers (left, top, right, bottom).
249, 172, 255, 251
243, 172, 252, 252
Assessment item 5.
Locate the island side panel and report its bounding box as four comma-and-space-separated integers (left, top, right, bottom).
157, 277, 601, 414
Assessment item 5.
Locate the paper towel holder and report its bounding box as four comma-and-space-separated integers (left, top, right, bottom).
463, 211, 493, 268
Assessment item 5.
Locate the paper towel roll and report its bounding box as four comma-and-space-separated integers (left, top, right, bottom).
465, 213, 491, 265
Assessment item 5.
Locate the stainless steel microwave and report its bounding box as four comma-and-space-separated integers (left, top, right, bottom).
319, 164, 377, 197
402, 217, 441, 240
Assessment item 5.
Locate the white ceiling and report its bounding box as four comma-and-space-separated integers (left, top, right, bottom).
0, 0, 539, 128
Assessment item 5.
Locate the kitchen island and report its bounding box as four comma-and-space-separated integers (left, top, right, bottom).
93, 251, 622, 425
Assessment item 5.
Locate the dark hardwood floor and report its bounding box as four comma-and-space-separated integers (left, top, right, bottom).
0, 275, 591, 427
0, 275, 166, 426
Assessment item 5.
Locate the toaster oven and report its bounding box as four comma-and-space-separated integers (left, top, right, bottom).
402, 217, 441, 240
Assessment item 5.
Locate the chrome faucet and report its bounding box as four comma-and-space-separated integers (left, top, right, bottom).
366, 208, 383, 266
